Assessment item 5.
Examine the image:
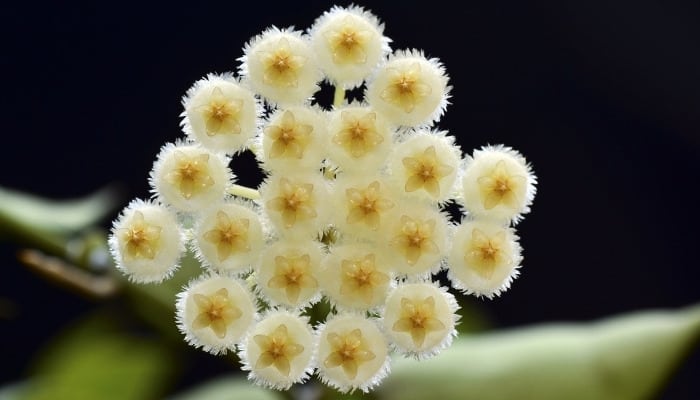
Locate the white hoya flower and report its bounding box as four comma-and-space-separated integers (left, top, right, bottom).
387, 130, 461, 203
309, 5, 391, 88
366, 49, 450, 128
260, 172, 330, 239
382, 201, 450, 277
194, 201, 265, 275
109, 199, 184, 284
176, 273, 257, 355
447, 219, 522, 298
316, 313, 390, 393
326, 105, 393, 173
258, 106, 327, 172
461, 145, 537, 225
319, 243, 393, 311
382, 282, 459, 359
181, 73, 261, 154
256, 238, 323, 309
331, 174, 396, 240
150, 142, 232, 212
240, 310, 316, 390
239, 27, 322, 106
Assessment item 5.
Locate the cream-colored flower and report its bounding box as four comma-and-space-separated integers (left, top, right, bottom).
109, 199, 184, 283
176, 274, 257, 354
260, 106, 327, 172
261, 173, 329, 238
240, 311, 315, 390
461, 145, 537, 224
331, 175, 395, 239
316, 314, 390, 393
447, 219, 522, 298
182, 74, 260, 154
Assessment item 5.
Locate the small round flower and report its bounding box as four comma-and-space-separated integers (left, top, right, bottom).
181, 74, 260, 154
240, 311, 316, 390
109, 199, 184, 283
447, 219, 522, 298
382, 283, 458, 359
239, 27, 321, 106
383, 202, 450, 276
388, 131, 461, 203
320, 243, 392, 311
316, 314, 390, 393
176, 273, 257, 354
259, 106, 327, 172
260, 172, 330, 238
331, 175, 396, 239
151, 142, 232, 212
256, 238, 323, 308
194, 201, 264, 274
326, 105, 393, 173
461, 145, 537, 224
309, 5, 390, 88
366, 49, 449, 127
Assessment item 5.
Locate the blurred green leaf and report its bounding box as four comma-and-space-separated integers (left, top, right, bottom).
167, 377, 284, 400
22, 313, 176, 400
0, 185, 119, 237
377, 304, 700, 400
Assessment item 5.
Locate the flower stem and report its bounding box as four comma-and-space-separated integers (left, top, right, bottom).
333, 86, 345, 108
228, 184, 261, 200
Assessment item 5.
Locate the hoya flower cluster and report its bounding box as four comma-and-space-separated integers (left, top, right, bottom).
109, 5, 537, 393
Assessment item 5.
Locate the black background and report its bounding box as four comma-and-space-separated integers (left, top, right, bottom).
1, 1, 699, 398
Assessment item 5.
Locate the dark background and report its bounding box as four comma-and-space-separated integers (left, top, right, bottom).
1, 1, 699, 398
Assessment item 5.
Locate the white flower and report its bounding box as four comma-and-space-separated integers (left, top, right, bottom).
447, 219, 522, 298
461, 145, 537, 225
176, 273, 257, 354
326, 105, 393, 173
330, 174, 396, 241
256, 238, 323, 309
365, 49, 450, 127
316, 313, 390, 393
181, 74, 261, 154
319, 243, 392, 311
239, 27, 321, 106
387, 130, 461, 203
258, 106, 327, 172
150, 142, 232, 212
109, 199, 184, 283
309, 5, 391, 88
382, 283, 458, 359
194, 201, 265, 274
240, 310, 316, 390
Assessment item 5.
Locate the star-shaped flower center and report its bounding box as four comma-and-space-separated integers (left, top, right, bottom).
326, 18, 372, 64
192, 288, 242, 339
324, 328, 376, 379
391, 215, 439, 266
477, 160, 526, 210
465, 228, 511, 278
333, 111, 384, 158
264, 110, 313, 159
259, 38, 306, 87
203, 211, 250, 262
197, 87, 244, 136
267, 178, 317, 228
380, 63, 432, 113
253, 324, 305, 376
267, 254, 318, 303
345, 181, 394, 230
340, 254, 390, 305
164, 151, 215, 199
402, 146, 454, 197
392, 296, 446, 347
119, 211, 162, 261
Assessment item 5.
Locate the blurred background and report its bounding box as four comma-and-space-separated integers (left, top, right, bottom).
1, 0, 699, 398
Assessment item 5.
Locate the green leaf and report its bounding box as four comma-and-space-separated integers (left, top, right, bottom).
22, 313, 176, 400
167, 377, 284, 400
378, 304, 700, 400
